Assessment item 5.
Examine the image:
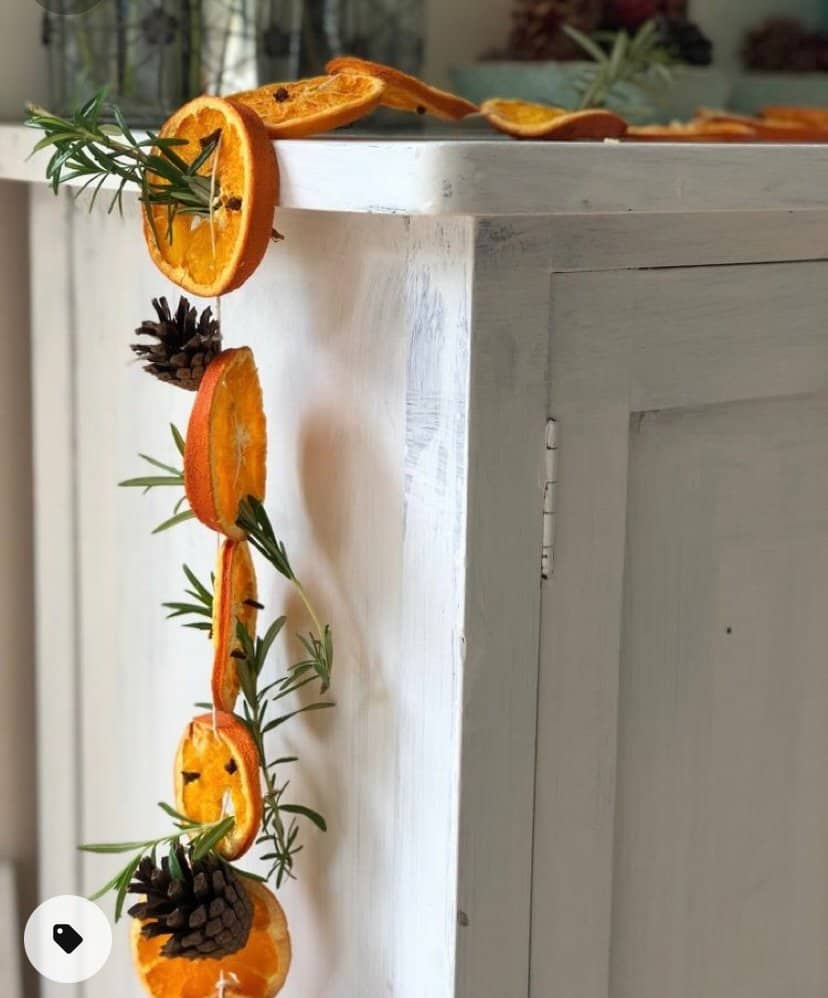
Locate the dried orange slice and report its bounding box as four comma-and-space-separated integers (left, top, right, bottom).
132, 879, 291, 997
174, 712, 263, 861
696, 108, 828, 143
326, 56, 478, 121
184, 346, 266, 541
761, 105, 828, 129
480, 99, 627, 140
213, 539, 259, 711
625, 121, 757, 142
143, 95, 278, 297
229, 73, 385, 138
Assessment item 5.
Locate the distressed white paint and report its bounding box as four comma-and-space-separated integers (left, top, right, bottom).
9, 124, 828, 217
13, 133, 828, 998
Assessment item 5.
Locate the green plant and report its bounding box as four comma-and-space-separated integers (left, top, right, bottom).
565, 18, 675, 113
119, 423, 195, 534
25, 90, 219, 247
80, 804, 237, 920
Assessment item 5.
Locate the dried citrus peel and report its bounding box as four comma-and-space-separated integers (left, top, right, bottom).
326, 56, 478, 121
480, 99, 627, 140
143, 95, 278, 297
132, 879, 291, 997
229, 73, 385, 138
213, 538, 259, 711
174, 712, 263, 861
184, 346, 267, 541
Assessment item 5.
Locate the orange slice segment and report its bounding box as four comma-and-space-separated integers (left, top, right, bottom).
761, 105, 828, 129
174, 712, 263, 861
229, 73, 385, 138
184, 346, 266, 541
480, 99, 627, 140
213, 539, 259, 711
625, 121, 757, 142
143, 95, 278, 297
132, 879, 291, 997
326, 56, 478, 121
696, 108, 828, 143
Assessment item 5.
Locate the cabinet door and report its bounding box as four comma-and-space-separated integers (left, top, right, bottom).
532, 261, 828, 998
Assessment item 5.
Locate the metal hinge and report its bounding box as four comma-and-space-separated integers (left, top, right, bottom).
541, 419, 559, 581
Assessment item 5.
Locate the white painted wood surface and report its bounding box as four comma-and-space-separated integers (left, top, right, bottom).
533, 259, 828, 998
15, 131, 828, 998
27, 188, 542, 998
8, 124, 828, 217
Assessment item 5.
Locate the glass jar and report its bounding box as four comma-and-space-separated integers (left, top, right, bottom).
44, 0, 303, 126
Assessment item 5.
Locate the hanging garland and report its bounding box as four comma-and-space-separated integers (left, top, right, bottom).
25, 58, 484, 998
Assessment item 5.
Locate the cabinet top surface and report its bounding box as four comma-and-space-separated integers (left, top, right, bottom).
4, 122, 828, 217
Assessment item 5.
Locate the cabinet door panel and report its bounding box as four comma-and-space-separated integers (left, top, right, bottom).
533, 260, 828, 998
613, 397, 828, 998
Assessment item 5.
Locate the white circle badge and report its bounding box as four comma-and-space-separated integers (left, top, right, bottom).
24, 895, 112, 983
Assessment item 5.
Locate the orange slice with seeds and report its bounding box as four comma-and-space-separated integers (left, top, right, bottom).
184, 346, 266, 541
132, 879, 291, 997
480, 99, 627, 140
229, 73, 385, 138
143, 95, 278, 297
174, 712, 263, 861
625, 121, 757, 142
326, 56, 478, 121
213, 539, 259, 711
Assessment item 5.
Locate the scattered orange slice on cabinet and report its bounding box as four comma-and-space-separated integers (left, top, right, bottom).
213, 539, 259, 711
184, 346, 266, 541
625, 121, 757, 142
480, 98, 627, 140
696, 108, 828, 142
174, 712, 263, 861
143, 96, 278, 297
229, 73, 385, 138
761, 105, 828, 129
132, 879, 291, 997
326, 56, 478, 121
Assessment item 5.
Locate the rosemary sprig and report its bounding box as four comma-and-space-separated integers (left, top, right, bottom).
119, 423, 195, 533
565, 19, 675, 112
233, 617, 334, 887
25, 89, 220, 246
163, 564, 214, 633
79, 802, 235, 920
236, 496, 334, 692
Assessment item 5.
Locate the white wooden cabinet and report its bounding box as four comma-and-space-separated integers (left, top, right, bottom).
6, 127, 828, 996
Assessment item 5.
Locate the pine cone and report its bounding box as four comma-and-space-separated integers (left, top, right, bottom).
132, 296, 222, 391
128, 846, 254, 960
508, 0, 603, 61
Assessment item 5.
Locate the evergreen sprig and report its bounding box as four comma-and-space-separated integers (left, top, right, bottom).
236, 496, 334, 692
233, 617, 334, 887
119, 423, 194, 533
25, 90, 219, 246
163, 564, 214, 633
565, 19, 675, 112
80, 803, 236, 920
